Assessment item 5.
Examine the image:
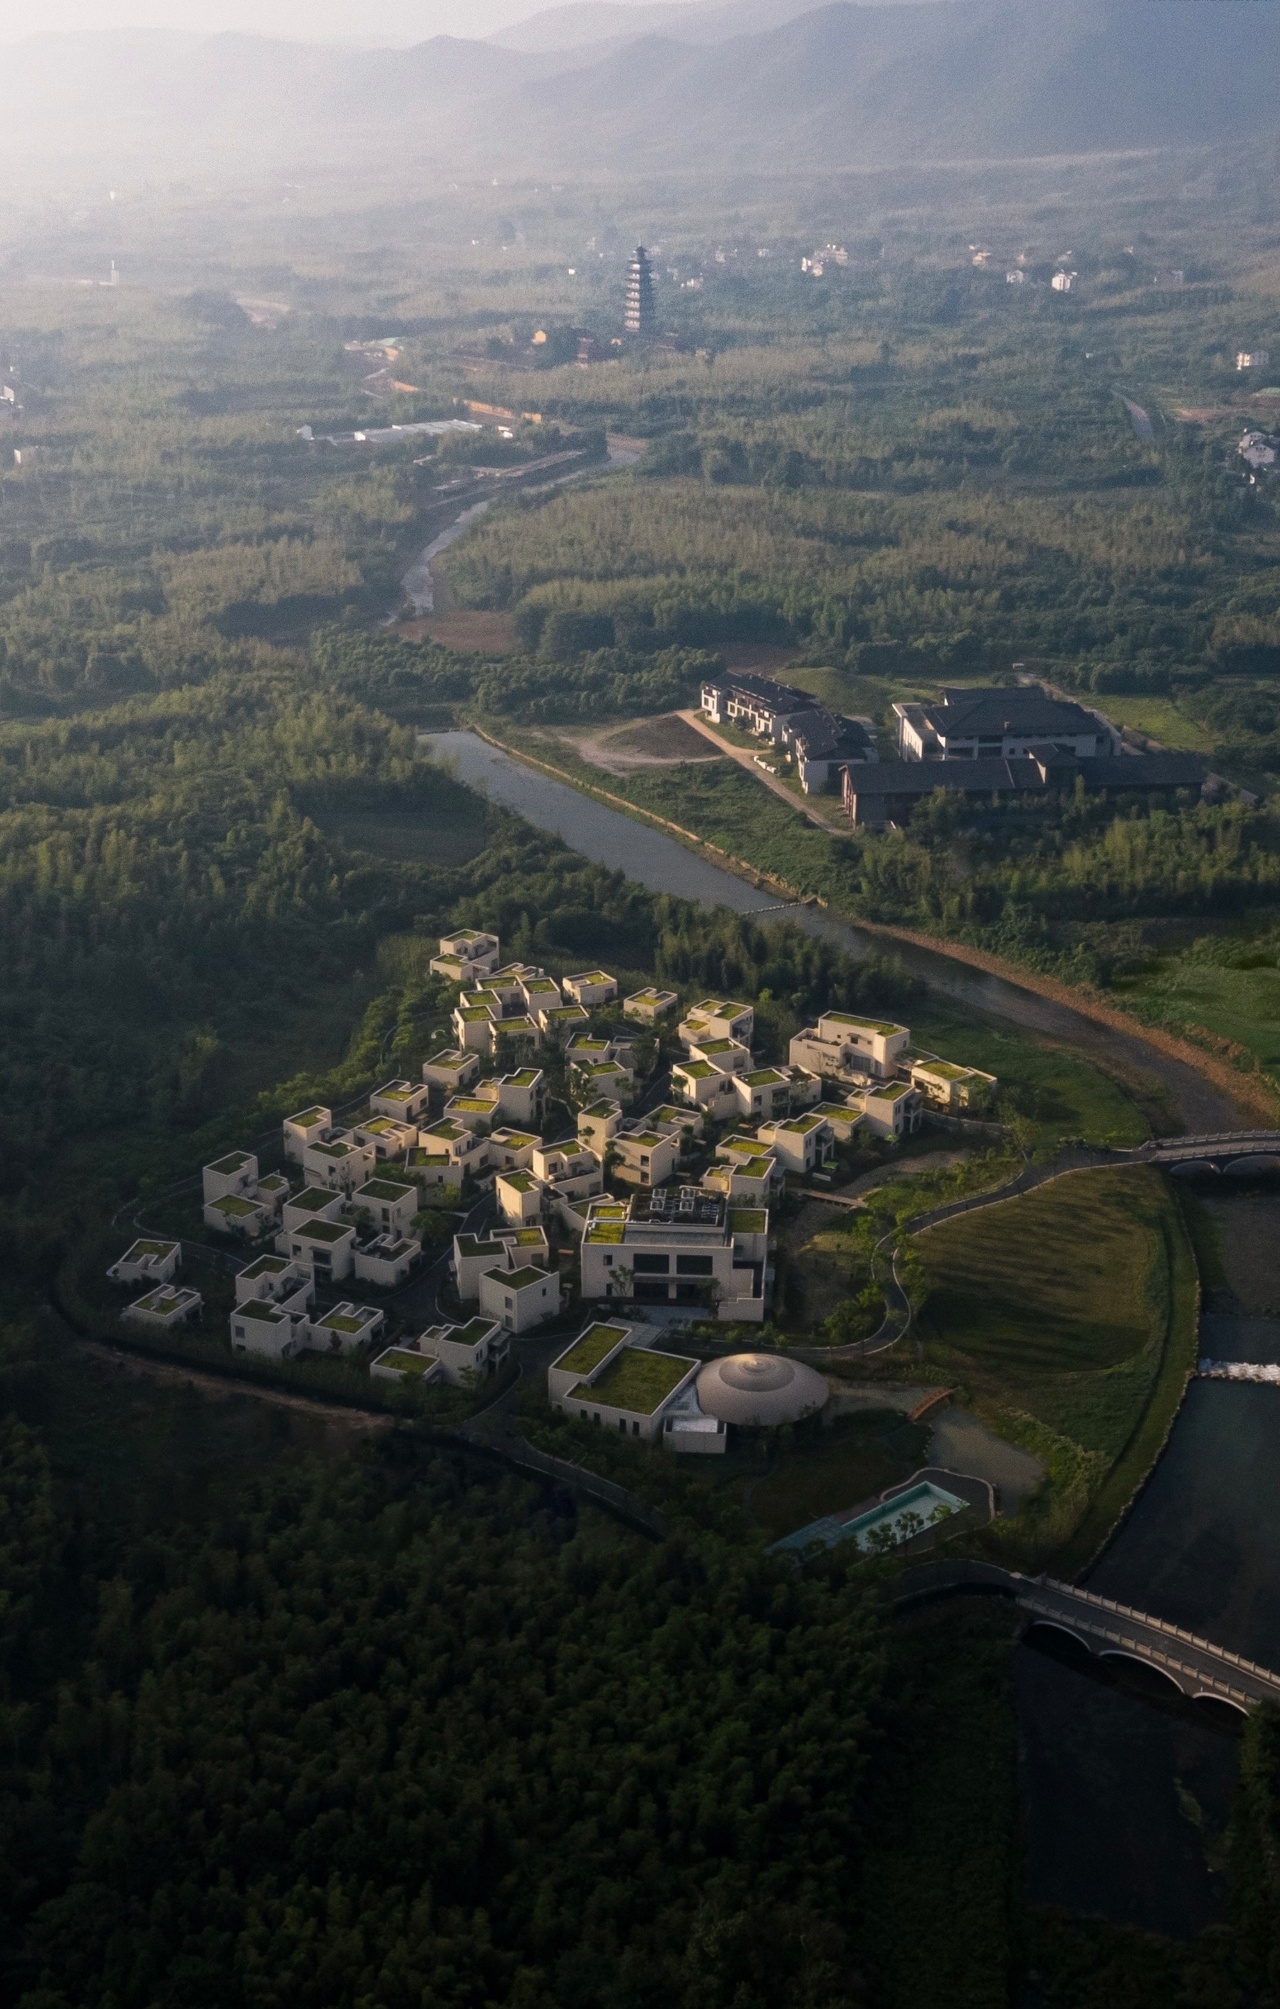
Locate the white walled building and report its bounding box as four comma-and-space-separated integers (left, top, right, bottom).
370, 1078, 431, 1124
479, 1262, 560, 1334
108, 1239, 181, 1287
283, 1106, 332, 1163
422, 1048, 481, 1095
789, 1011, 910, 1084
580, 1187, 769, 1322
124, 1285, 203, 1331
353, 1235, 420, 1288
202, 1149, 258, 1204
549, 1323, 699, 1440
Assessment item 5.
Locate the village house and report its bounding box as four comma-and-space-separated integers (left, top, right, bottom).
234, 1254, 312, 1311
353, 1234, 420, 1288
422, 1047, 481, 1095
670, 1057, 742, 1112
429, 931, 500, 983
908, 1054, 998, 1113
548, 1322, 700, 1440
757, 1111, 834, 1177
491, 1067, 546, 1127
283, 1215, 357, 1283
370, 1341, 446, 1387
479, 1261, 560, 1333
229, 1298, 307, 1359
202, 1149, 258, 1205
302, 1132, 377, 1193
488, 1126, 541, 1170
577, 1097, 624, 1155
283, 1106, 332, 1162
352, 1177, 419, 1238
789, 1011, 911, 1084
495, 1168, 545, 1225
610, 1124, 682, 1188
677, 999, 754, 1049
404, 1144, 463, 1193
353, 1114, 419, 1161
580, 1186, 769, 1322
848, 1080, 923, 1139
370, 1078, 432, 1125
108, 1238, 181, 1287
562, 970, 618, 1007
310, 1302, 385, 1354
624, 986, 679, 1024
416, 1315, 509, 1383
124, 1284, 203, 1331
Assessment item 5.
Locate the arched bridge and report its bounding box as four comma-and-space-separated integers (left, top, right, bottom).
896, 1561, 1280, 1715
1136, 1130, 1280, 1174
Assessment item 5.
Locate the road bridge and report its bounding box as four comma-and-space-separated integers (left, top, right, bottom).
896, 1560, 1280, 1715
1137, 1130, 1280, 1172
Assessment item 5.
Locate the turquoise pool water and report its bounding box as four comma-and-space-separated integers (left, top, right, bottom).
772, 1479, 966, 1555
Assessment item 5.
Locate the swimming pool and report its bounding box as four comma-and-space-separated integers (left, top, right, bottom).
771, 1478, 968, 1556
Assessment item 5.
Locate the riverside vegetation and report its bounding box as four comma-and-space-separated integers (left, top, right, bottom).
0, 152, 1278, 2006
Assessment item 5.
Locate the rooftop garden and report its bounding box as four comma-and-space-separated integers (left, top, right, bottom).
585, 1221, 626, 1245
209, 1151, 252, 1175
570, 1348, 695, 1416
377, 1347, 437, 1377
454, 1317, 497, 1346
554, 1323, 628, 1377
238, 1300, 287, 1323
730, 1210, 768, 1233
288, 1107, 327, 1125
318, 1311, 373, 1335
361, 1178, 414, 1200
295, 1219, 350, 1245
291, 1188, 335, 1213
504, 1265, 550, 1288
127, 1239, 177, 1259
211, 1194, 261, 1218
825, 1013, 907, 1037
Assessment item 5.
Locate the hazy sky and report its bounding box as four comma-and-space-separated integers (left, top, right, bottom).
0, 0, 664, 42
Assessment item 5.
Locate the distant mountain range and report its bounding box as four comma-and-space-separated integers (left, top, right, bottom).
2, 0, 1275, 178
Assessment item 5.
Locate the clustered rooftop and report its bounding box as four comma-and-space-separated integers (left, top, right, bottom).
105, 928, 996, 1388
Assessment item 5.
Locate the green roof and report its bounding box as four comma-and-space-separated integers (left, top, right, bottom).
501, 1171, 539, 1192
870, 1082, 913, 1101
823, 1012, 906, 1037
209, 1150, 252, 1175
456, 1234, 505, 1257
288, 1107, 327, 1124
500, 1266, 552, 1289
291, 1187, 335, 1214
453, 1316, 499, 1346
293, 1219, 350, 1245
914, 1059, 972, 1081
133, 1288, 191, 1315
359, 1178, 414, 1201
310, 1140, 355, 1160
124, 1238, 177, 1259
505, 1068, 541, 1087
211, 1193, 260, 1218
570, 1348, 695, 1416
237, 1299, 288, 1323
318, 1310, 375, 1334
406, 1148, 451, 1167
586, 1221, 626, 1245
554, 1323, 628, 1376
376, 1347, 438, 1377
677, 1060, 716, 1080
744, 1068, 786, 1086
730, 1209, 768, 1232
241, 1254, 289, 1278
508, 1228, 546, 1247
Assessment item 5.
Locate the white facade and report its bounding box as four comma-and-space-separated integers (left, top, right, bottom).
353, 1235, 420, 1288
354, 1114, 419, 1161
285, 1217, 356, 1282
234, 1254, 312, 1307
310, 1302, 384, 1354
581, 1190, 768, 1322
495, 1169, 545, 1225
479, 1263, 559, 1333
422, 1047, 481, 1094
848, 1081, 923, 1139
108, 1239, 181, 1287
283, 1106, 332, 1163
562, 970, 618, 1007
624, 986, 679, 1023
370, 1078, 431, 1124
677, 999, 754, 1049
282, 1187, 344, 1234
415, 1316, 509, 1384
611, 1126, 681, 1188
578, 1099, 624, 1155
492, 1068, 545, 1127
123, 1285, 203, 1330
230, 1298, 306, 1359
202, 1149, 258, 1204
303, 1132, 376, 1193
730, 1067, 793, 1121
203, 1191, 273, 1238
790, 1011, 910, 1083
757, 1112, 834, 1176
454, 1230, 518, 1300
352, 1177, 419, 1238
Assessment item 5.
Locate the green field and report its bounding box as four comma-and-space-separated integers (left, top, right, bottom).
1111, 933, 1280, 1078
909, 1001, 1155, 1148
913, 1167, 1192, 1560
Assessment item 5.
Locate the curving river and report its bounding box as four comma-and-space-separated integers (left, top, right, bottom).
426, 724, 1278, 1933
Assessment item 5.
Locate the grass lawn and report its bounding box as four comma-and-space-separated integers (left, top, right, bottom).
912, 1166, 1194, 1565
1111, 937, 1280, 1076
1098, 694, 1216, 752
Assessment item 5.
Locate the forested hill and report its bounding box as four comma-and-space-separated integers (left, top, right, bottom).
2, 0, 1275, 178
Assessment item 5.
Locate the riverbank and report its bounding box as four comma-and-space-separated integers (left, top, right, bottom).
459, 718, 1266, 1129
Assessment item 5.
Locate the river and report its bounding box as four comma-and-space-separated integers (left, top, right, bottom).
425, 724, 1278, 1933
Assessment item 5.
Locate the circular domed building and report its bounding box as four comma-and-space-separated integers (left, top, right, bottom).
695, 1352, 829, 1429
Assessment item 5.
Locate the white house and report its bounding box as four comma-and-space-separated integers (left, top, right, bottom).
730, 1067, 793, 1121
283, 1106, 332, 1163
452, 1003, 500, 1055
353, 1234, 420, 1288
302, 1132, 376, 1193
519, 973, 563, 1017
229, 1298, 307, 1359
757, 1111, 834, 1177
234, 1253, 312, 1309
488, 1126, 540, 1170
702, 1151, 777, 1207
203, 1190, 273, 1239
492, 1067, 546, 1128
430, 931, 500, 983
124, 1285, 203, 1331
309, 1302, 384, 1354
577, 1098, 624, 1155
353, 1114, 419, 1162
848, 1080, 923, 1139
687, 1036, 751, 1076
563, 970, 618, 1007
202, 1149, 258, 1204
496, 1224, 550, 1271
789, 1011, 911, 1084
495, 1168, 545, 1225
415, 1315, 509, 1383
908, 1054, 997, 1113
404, 1145, 464, 1193
661, 1383, 728, 1454
677, 999, 754, 1050
1051, 270, 1076, 291
370, 1078, 431, 1124
611, 1125, 681, 1188
422, 1047, 481, 1094
285, 1216, 356, 1283
352, 1177, 419, 1238
479, 1262, 560, 1333
624, 986, 679, 1024
542, 1002, 592, 1042
569, 1055, 633, 1105
810, 1100, 866, 1145
108, 1239, 181, 1287
453, 1229, 517, 1299
443, 1089, 500, 1134
549, 1325, 700, 1440
419, 1118, 490, 1176
282, 1186, 345, 1234
370, 1342, 446, 1388
671, 1058, 740, 1112
531, 1142, 603, 1203
547, 1320, 631, 1402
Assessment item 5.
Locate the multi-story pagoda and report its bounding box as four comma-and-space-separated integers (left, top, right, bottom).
624, 246, 656, 336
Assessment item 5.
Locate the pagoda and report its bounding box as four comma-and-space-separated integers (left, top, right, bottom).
624, 246, 656, 337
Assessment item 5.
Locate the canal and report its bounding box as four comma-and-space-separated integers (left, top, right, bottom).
427, 725, 1276, 1932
